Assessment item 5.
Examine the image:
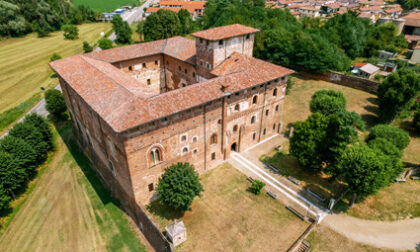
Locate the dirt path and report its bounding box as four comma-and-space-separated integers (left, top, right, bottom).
323, 214, 420, 250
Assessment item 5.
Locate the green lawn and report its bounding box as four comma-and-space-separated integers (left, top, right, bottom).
73, 0, 139, 12
0, 22, 112, 114
0, 122, 146, 251
148, 163, 309, 252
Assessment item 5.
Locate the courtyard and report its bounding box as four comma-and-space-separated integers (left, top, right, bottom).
148, 163, 310, 251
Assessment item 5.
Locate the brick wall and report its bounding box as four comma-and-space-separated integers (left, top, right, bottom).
300, 71, 378, 94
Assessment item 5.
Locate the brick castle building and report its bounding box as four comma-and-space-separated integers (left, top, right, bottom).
50, 24, 293, 212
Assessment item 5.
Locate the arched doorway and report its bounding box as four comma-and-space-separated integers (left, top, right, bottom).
231, 142, 237, 152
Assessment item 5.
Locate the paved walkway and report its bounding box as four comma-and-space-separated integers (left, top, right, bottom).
323, 214, 420, 251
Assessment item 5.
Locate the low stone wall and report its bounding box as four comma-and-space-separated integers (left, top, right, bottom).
300, 71, 379, 94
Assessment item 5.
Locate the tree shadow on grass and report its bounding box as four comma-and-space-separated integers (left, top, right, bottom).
146, 201, 184, 224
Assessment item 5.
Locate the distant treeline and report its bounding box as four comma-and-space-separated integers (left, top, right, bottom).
0, 0, 101, 38
199, 0, 408, 72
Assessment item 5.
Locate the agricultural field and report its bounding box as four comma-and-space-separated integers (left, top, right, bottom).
148, 163, 309, 252
0, 22, 112, 114
280, 75, 420, 221
0, 123, 146, 252
72, 0, 139, 12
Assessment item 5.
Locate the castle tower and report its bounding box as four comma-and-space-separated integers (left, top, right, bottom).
191, 24, 259, 80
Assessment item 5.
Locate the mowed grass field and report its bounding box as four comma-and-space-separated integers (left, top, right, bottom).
73, 0, 137, 12
0, 123, 146, 252
283, 76, 420, 221
0, 23, 112, 114
148, 163, 309, 252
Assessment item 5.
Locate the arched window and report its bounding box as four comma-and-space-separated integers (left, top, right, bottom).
150, 147, 162, 166
251, 116, 256, 124
273, 88, 278, 96
252, 95, 258, 104
234, 104, 240, 111
233, 125, 238, 132
182, 147, 188, 153
210, 134, 217, 144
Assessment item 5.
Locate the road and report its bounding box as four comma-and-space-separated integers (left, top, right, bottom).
108, 0, 154, 41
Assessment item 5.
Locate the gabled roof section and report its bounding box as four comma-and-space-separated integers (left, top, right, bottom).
191, 24, 259, 41
85, 36, 196, 64
211, 52, 294, 78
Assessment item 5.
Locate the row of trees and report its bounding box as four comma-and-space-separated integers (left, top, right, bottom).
0, 0, 99, 38
0, 114, 53, 211
290, 89, 410, 202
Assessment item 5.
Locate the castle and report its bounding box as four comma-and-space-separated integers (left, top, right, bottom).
50, 24, 293, 209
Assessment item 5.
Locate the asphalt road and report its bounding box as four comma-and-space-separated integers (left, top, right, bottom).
108, 0, 154, 41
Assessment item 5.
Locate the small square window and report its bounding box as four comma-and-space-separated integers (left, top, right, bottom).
193, 149, 198, 154
182, 83, 186, 87
148, 183, 154, 192
193, 136, 198, 142
128, 66, 133, 71
246, 34, 250, 39
211, 152, 216, 160
155, 60, 158, 65
185, 69, 188, 74
219, 40, 223, 45
178, 66, 182, 71
142, 63, 146, 68
181, 135, 187, 142
147, 79, 151, 85
275, 105, 279, 112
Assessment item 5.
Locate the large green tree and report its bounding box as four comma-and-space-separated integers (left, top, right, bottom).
377, 69, 420, 122
310, 89, 346, 115
143, 9, 181, 41
45, 89, 67, 118
157, 162, 203, 211
111, 15, 132, 44
178, 9, 195, 35
0, 135, 37, 175
338, 145, 393, 202
0, 151, 26, 198
0, 0, 29, 37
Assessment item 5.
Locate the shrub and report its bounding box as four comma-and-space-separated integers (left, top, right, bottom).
45, 89, 67, 119
0, 187, 11, 211
286, 77, 294, 95
367, 124, 410, 150
250, 180, 265, 195
157, 162, 203, 211
98, 37, 113, 50
367, 138, 404, 179
50, 53, 62, 62
0, 135, 37, 175
83, 41, 93, 53
62, 24, 79, 40
310, 89, 346, 115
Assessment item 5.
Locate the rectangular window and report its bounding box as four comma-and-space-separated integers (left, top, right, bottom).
128, 66, 133, 71
263, 128, 266, 135
142, 63, 146, 68
147, 79, 151, 85
148, 183, 154, 192
219, 40, 223, 45
266, 109, 269, 116
252, 132, 256, 140
275, 105, 279, 112
211, 152, 216, 160
155, 60, 158, 65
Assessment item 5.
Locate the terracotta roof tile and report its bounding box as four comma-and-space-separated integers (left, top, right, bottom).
146, 7, 183, 13
403, 12, 420, 27
191, 24, 259, 41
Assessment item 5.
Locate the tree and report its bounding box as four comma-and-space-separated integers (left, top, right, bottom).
414, 108, 420, 132
250, 180, 265, 195
143, 9, 181, 41
50, 53, 62, 62
338, 145, 392, 202
82, 41, 93, 53
367, 138, 403, 179
136, 20, 144, 40
286, 77, 294, 95
45, 89, 67, 118
0, 187, 11, 211
310, 89, 346, 115
0, 135, 37, 175
98, 37, 113, 49
0, 0, 29, 37
0, 151, 26, 198
23, 113, 53, 151
62, 24, 78, 40
157, 162, 203, 211
367, 124, 410, 150
377, 69, 420, 122
290, 112, 329, 172
178, 9, 195, 35
111, 15, 132, 44
8, 121, 49, 164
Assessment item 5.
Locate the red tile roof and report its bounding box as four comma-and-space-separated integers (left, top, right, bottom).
87, 36, 196, 64
403, 12, 420, 27
385, 7, 402, 14
146, 7, 183, 13
191, 24, 259, 41
353, 62, 368, 67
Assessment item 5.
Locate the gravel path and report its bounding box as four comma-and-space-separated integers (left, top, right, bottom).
323, 214, 420, 250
